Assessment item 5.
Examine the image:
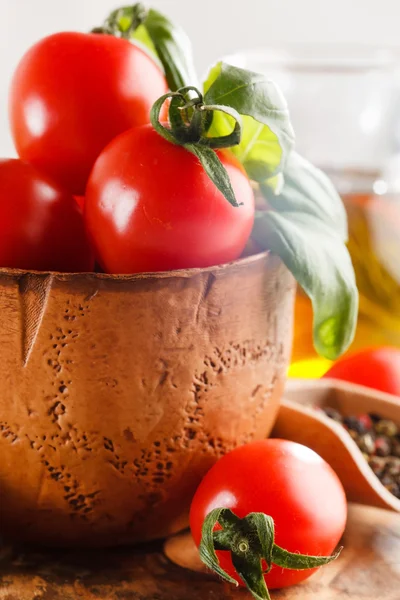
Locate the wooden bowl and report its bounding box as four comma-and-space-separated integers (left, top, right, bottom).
273, 378, 400, 512
0, 252, 295, 547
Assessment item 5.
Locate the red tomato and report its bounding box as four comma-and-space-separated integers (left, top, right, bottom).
323, 347, 400, 396
85, 124, 255, 274
9, 32, 168, 195
74, 196, 85, 210
190, 439, 347, 590
0, 159, 93, 272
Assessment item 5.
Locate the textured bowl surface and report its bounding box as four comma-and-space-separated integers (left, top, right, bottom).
0, 252, 295, 547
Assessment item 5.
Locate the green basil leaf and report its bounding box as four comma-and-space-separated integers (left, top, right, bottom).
252, 209, 358, 360
131, 23, 159, 64
203, 62, 295, 180
135, 8, 199, 91
261, 152, 348, 242
261, 173, 284, 195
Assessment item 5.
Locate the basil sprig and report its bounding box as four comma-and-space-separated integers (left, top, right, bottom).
255, 153, 358, 359
204, 62, 295, 180
97, 4, 358, 359
202, 63, 358, 359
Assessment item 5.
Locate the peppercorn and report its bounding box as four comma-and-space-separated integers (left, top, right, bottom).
374, 419, 398, 438
392, 438, 400, 458
346, 429, 358, 442
384, 481, 399, 496
321, 407, 343, 423
369, 413, 381, 423
357, 433, 375, 455
374, 436, 392, 457
343, 415, 368, 434
380, 473, 398, 495
315, 406, 400, 499
368, 456, 387, 477
385, 457, 400, 479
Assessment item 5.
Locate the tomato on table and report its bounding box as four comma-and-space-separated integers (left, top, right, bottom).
85, 124, 255, 274
190, 439, 347, 592
323, 347, 400, 396
9, 32, 168, 195
0, 159, 93, 272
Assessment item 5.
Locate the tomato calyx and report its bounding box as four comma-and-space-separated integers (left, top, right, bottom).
92, 0, 244, 210
150, 86, 243, 207
92, 4, 199, 92
200, 507, 342, 600
92, 4, 147, 38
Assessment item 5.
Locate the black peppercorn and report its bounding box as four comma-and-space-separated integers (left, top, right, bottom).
368, 456, 387, 477
343, 415, 368, 434
380, 474, 398, 495
315, 406, 400, 499
384, 482, 399, 495
369, 413, 381, 423
385, 457, 400, 478
392, 438, 400, 458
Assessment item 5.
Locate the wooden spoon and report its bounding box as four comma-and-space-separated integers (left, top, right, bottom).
274, 378, 400, 512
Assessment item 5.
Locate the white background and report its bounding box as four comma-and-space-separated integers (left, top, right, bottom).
1, 0, 399, 156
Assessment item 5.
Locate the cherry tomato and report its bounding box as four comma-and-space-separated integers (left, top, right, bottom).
0, 159, 93, 272
190, 439, 347, 590
85, 124, 255, 274
323, 347, 400, 396
9, 32, 168, 195
74, 196, 85, 210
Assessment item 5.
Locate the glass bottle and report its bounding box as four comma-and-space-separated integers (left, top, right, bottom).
225, 46, 400, 377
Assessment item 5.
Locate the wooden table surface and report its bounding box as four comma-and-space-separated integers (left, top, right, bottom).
1, 504, 399, 600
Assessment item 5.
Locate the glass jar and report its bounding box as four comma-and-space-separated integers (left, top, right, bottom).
225, 46, 400, 376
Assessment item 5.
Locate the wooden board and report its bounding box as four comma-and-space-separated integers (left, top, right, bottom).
0, 504, 399, 600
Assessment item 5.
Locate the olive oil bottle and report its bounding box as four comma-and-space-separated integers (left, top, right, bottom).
290, 179, 400, 377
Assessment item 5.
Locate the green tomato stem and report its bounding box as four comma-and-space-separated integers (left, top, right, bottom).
199, 508, 342, 600
149, 87, 243, 207
93, 3, 199, 92
150, 87, 242, 150
91, 4, 147, 36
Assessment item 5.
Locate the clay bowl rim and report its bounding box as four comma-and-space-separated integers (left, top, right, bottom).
0, 250, 271, 282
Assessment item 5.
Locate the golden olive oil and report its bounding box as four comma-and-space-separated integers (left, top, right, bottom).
290, 190, 400, 377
